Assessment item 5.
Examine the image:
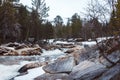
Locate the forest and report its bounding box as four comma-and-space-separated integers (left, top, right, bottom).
0, 0, 119, 44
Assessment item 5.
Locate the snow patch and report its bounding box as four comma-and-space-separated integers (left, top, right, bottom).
0, 61, 39, 80
55, 41, 74, 45
82, 41, 96, 47
41, 49, 64, 56
0, 65, 20, 80
14, 67, 45, 80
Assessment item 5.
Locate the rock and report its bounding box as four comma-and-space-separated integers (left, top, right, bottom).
61, 44, 75, 48
0, 42, 43, 56
65, 49, 74, 53
76, 68, 107, 80
69, 60, 106, 80
6, 42, 19, 47
99, 64, 120, 80
65, 45, 85, 54
42, 44, 61, 50
15, 44, 28, 50
74, 46, 99, 64
75, 38, 84, 42
0, 47, 9, 55
43, 57, 75, 74
28, 48, 42, 55
65, 45, 99, 65
19, 47, 42, 56
34, 73, 72, 80
18, 62, 46, 73
4, 50, 18, 56
99, 50, 120, 67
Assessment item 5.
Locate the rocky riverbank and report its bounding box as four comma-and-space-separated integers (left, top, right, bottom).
0, 37, 120, 80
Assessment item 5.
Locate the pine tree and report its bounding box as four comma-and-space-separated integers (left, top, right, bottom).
29, 9, 40, 41
71, 13, 82, 38
54, 15, 63, 38
108, 0, 120, 36
115, 0, 120, 35
0, 2, 18, 43
18, 5, 30, 41
44, 21, 54, 40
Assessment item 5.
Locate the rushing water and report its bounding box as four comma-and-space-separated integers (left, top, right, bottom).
0, 49, 66, 65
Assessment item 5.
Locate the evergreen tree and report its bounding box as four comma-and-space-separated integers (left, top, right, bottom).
108, 0, 120, 36
18, 5, 30, 41
29, 9, 40, 41
44, 21, 54, 40
0, 0, 2, 5
71, 13, 82, 38
0, 2, 19, 43
65, 18, 72, 38
115, 0, 120, 35
54, 15, 63, 38
30, 0, 50, 41
109, 10, 117, 35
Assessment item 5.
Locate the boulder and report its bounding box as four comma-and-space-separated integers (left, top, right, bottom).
34, 73, 72, 80
43, 57, 75, 74
4, 50, 18, 56
69, 60, 106, 80
28, 48, 42, 55
74, 47, 99, 64
15, 44, 28, 50
76, 68, 107, 80
99, 50, 120, 67
42, 44, 61, 50
0, 42, 43, 56
6, 42, 19, 47
99, 64, 120, 80
65, 49, 74, 53
0, 47, 10, 55
20, 47, 42, 56
18, 62, 46, 73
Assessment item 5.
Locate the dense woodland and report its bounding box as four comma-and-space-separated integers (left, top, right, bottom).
0, 0, 120, 44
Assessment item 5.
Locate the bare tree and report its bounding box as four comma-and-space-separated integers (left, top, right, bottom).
32, 0, 49, 20
84, 0, 118, 66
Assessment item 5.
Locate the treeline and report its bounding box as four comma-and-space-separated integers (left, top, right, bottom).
0, 0, 120, 44
0, 0, 54, 43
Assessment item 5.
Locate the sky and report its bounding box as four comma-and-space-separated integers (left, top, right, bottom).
20, 0, 89, 22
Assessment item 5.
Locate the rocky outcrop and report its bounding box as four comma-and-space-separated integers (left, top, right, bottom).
66, 45, 99, 64
34, 73, 72, 80
99, 50, 120, 67
0, 47, 10, 55
65, 46, 85, 54
43, 57, 75, 74
69, 60, 106, 80
0, 43, 42, 56
99, 64, 120, 80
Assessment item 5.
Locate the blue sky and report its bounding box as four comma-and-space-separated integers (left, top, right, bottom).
20, 0, 89, 21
